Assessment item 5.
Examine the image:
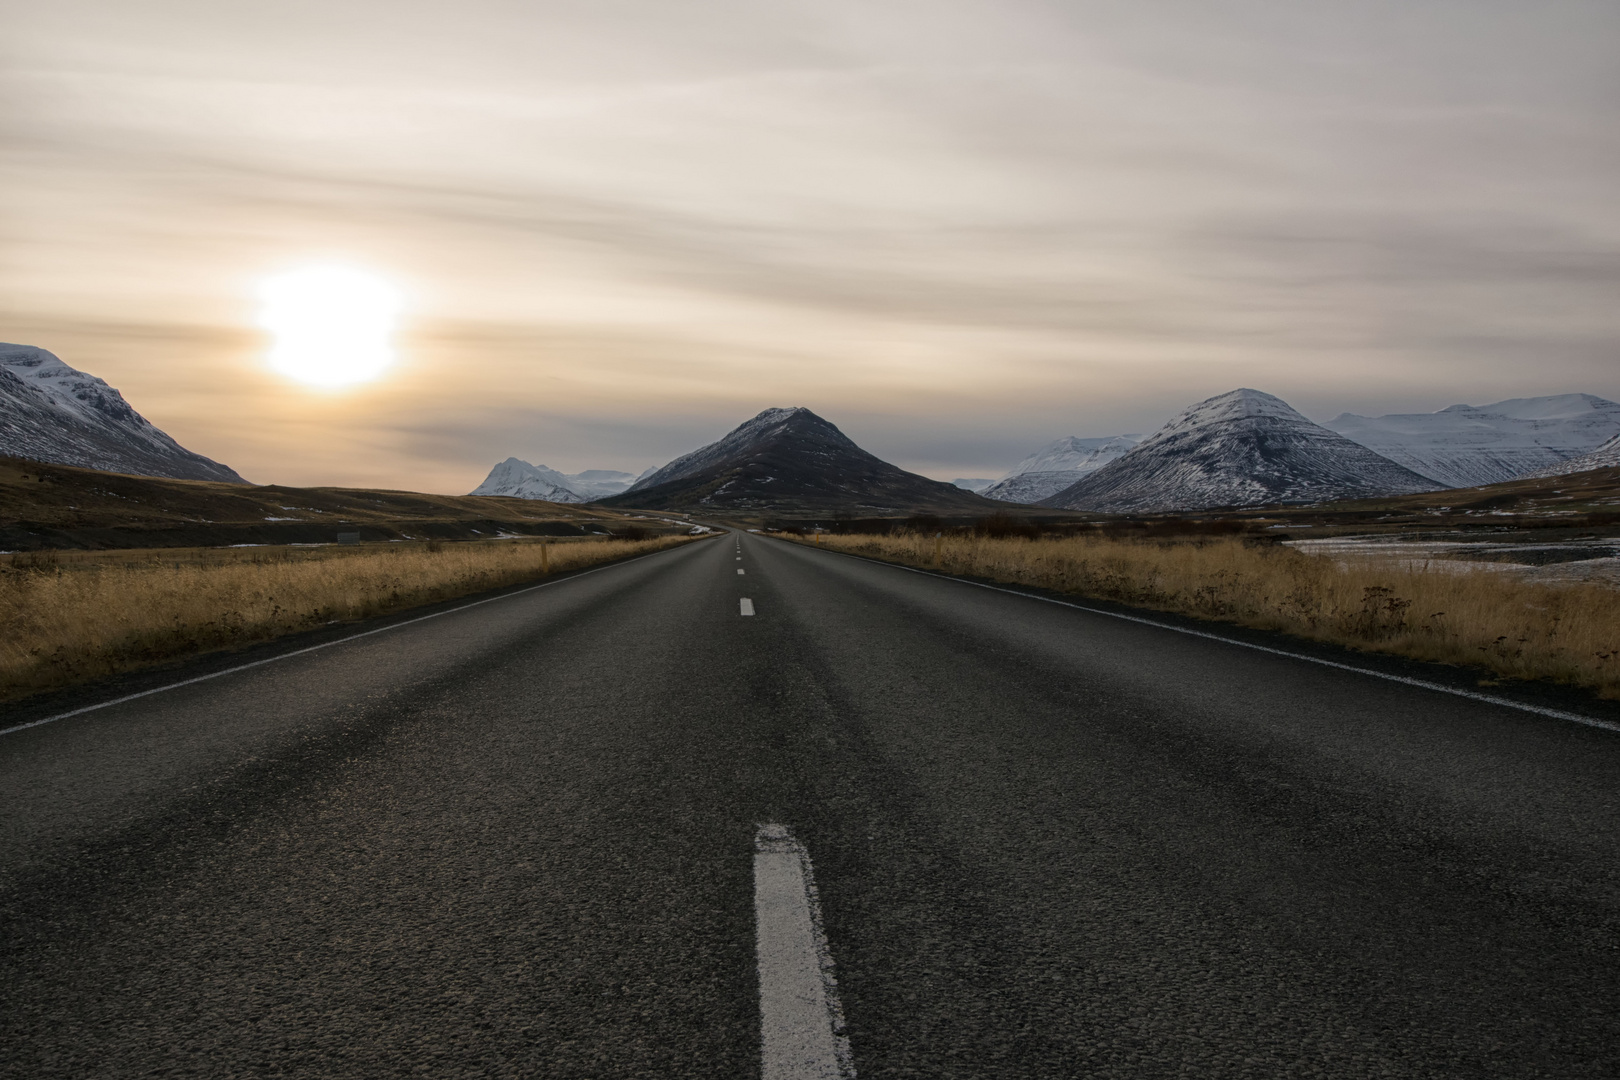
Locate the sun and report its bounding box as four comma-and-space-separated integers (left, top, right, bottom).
257, 265, 404, 387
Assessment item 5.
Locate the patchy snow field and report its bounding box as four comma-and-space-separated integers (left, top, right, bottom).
1287, 535, 1620, 588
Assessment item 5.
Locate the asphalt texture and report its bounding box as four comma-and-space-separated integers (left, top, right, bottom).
2, 531, 1618, 1078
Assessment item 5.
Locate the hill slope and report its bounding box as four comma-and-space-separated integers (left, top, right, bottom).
982, 434, 1142, 504
1325, 393, 1620, 488
1525, 433, 1620, 479
1042, 389, 1441, 513
603, 407, 996, 514
0, 455, 670, 550
0, 343, 245, 483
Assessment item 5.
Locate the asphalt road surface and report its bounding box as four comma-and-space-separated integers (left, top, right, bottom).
2, 531, 1617, 1078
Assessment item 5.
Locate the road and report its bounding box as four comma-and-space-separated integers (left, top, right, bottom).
2, 530, 1618, 1078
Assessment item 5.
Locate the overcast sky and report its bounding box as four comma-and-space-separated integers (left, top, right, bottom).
3, 0, 1617, 489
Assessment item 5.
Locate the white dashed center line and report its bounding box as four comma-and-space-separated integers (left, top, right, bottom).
740, 598, 755, 616
738, 568, 746, 575
754, 825, 855, 1080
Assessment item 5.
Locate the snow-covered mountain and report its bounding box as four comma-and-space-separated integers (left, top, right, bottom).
951, 478, 996, 492
1525, 433, 1620, 479
562, 469, 643, 499
0, 343, 245, 483
469, 460, 646, 502
1041, 389, 1440, 513
1325, 394, 1620, 488
607, 406, 992, 513
981, 434, 1142, 504
470, 458, 586, 501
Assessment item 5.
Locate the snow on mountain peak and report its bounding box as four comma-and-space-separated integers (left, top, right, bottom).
626, 407, 841, 493
1004, 434, 1144, 477
0, 342, 245, 482
603, 405, 987, 512
1437, 394, 1616, 421
468, 459, 647, 502
4, 343, 161, 431
469, 458, 582, 502
1147, 388, 1309, 443
1040, 388, 1439, 513
748, 406, 810, 426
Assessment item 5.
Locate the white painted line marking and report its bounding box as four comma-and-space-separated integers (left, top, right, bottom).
740, 598, 756, 616
755, 825, 855, 1080
0, 544, 695, 739
794, 542, 1620, 735
739, 568, 746, 575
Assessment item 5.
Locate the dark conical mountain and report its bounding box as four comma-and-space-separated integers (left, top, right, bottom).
0, 343, 246, 483
1040, 389, 1441, 513
601, 407, 997, 514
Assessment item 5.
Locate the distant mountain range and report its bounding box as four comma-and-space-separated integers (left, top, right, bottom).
9, 341, 1615, 517
1039, 389, 1440, 512
1324, 394, 1620, 488
481, 388, 1620, 517
981, 435, 1142, 504
600, 406, 994, 514
0, 343, 245, 483
470, 459, 651, 503
986, 392, 1620, 510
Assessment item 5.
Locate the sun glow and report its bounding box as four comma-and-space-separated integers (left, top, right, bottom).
258, 266, 403, 387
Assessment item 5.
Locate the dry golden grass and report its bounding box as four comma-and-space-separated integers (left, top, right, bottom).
795, 531, 1620, 697
0, 535, 695, 703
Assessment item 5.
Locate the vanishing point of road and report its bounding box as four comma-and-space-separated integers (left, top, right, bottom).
2, 531, 1617, 1078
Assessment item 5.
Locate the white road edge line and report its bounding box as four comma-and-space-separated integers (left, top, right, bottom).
0, 544, 693, 739
741, 598, 756, 616
794, 542, 1620, 736
755, 824, 856, 1080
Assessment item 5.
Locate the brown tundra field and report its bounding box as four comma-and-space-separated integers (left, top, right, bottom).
791, 530, 1620, 699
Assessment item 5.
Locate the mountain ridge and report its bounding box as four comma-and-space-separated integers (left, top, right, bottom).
1325, 393, 1620, 488
0, 343, 245, 483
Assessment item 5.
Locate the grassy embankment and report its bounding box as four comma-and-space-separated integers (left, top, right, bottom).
789, 531, 1620, 698
0, 534, 694, 704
